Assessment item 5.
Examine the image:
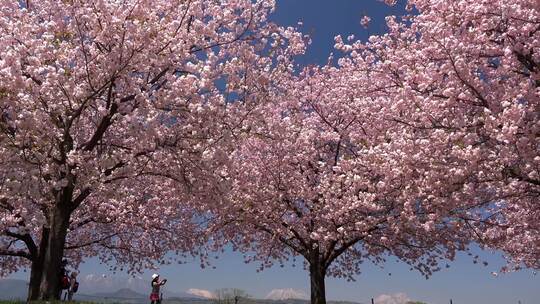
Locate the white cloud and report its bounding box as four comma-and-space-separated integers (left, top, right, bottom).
186, 288, 216, 299
374, 292, 411, 304
265, 288, 309, 300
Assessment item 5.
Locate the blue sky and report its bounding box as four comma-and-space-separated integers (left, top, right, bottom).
272, 0, 408, 65
7, 1, 540, 303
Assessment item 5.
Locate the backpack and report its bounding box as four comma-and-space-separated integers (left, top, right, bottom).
60, 275, 70, 290
72, 281, 79, 293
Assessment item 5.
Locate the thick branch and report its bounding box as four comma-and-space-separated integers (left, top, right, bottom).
3, 230, 37, 260
82, 102, 118, 151
71, 188, 92, 211
64, 233, 118, 250
323, 225, 380, 268
0, 248, 32, 259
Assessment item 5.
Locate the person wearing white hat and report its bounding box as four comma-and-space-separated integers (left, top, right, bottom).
150, 273, 167, 304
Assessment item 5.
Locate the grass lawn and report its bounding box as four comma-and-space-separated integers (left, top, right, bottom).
1, 301, 97, 304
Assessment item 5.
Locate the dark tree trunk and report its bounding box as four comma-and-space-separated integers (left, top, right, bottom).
38, 206, 70, 300
309, 261, 327, 304
27, 261, 43, 301
27, 227, 49, 301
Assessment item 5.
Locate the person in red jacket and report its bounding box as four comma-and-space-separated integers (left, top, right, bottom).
150, 273, 167, 304
67, 272, 79, 301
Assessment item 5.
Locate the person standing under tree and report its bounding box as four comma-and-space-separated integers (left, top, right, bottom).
150, 273, 167, 304
59, 259, 70, 300
67, 272, 79, 301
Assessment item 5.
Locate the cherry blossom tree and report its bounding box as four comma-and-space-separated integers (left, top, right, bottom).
204, 1, 540, 302
0, 0, 300, 300
207, 66, 476, 304
333, 0, 539, 269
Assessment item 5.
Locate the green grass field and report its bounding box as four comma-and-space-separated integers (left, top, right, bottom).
0, 301, 96, 304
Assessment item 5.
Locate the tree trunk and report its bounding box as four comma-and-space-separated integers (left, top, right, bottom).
38, 207, 70, 300
27, 260, 43, 301
309, 261, 327, 304
27, 227, 49, 301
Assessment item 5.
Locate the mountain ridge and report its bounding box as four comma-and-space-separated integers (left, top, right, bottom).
0, 279, 364, 304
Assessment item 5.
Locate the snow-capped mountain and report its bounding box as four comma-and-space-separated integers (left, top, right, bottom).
265, 288, 309, 300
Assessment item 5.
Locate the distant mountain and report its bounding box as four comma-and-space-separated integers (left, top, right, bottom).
74, 288, 365, 304
167, 290, 207, 299
0, 279, 364, 304
165, 297, 216, 304
265, 289, 308, 300
93, 288, 147, 299
78, 274, 150, 294
77, 273, 202, 299
164, 299, 363, 304
75, 288, 206, 304
0, 279, 28, 300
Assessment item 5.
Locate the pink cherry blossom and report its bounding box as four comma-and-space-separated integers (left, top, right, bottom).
0, 0, 303, 300
205, 65, 477, 304
204, 1, 539, 304
360, 16, 371, 28
338, 0, 539, 271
